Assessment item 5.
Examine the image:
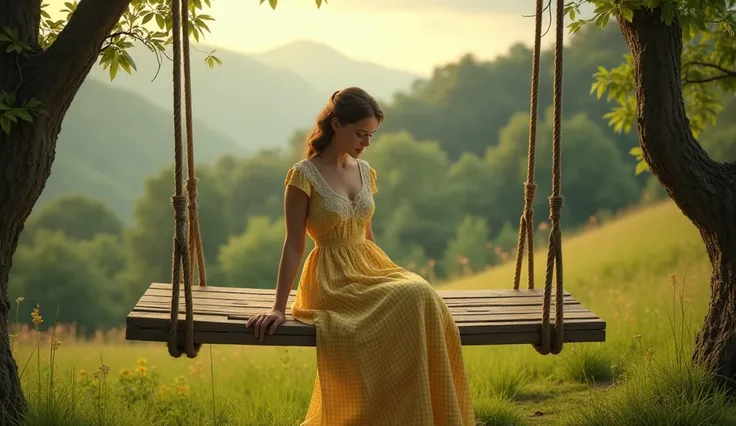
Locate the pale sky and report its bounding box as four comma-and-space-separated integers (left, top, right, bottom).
51, 0, 594, 76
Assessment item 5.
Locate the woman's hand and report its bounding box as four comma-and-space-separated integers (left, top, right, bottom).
246, 309, 286, 342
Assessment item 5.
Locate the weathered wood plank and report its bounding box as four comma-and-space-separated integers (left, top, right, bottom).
127, 283, 605, 347
127, 311, 604, 335
132, 300, 589, 317
148, 283, 571, 299
138, 292, 581, 308
126, 326, 605, 346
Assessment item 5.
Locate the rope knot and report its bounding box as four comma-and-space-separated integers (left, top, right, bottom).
171, 195, 187, 220
548, 196, 564, 222
523, 182, 537, 205
186, 178, 199, 197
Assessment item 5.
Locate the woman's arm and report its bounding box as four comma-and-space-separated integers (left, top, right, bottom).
272, 185, 309, 312
247, 184, 308, 341
273, 185, 309, 312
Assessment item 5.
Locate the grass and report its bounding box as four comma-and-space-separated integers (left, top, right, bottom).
9, 200, 731, 425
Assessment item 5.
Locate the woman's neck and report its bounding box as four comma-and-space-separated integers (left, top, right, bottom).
315, 146, 352, 169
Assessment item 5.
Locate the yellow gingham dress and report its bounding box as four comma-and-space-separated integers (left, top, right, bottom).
285, 158, 475, 426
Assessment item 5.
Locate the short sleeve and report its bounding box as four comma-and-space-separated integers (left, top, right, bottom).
369, 166, 378, 195
284, 166, 312, 197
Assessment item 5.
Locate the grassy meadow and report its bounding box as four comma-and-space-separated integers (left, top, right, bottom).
11, 200, 736, 425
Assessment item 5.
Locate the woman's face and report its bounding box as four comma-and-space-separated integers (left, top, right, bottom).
332, 116, 379, 158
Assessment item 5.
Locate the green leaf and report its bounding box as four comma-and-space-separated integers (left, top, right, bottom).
109, 52, 120, 80
0, 116, 11, 135
635, 160, 650, 175
13, 108, 33, 123
142, 12, 154, 25
269, 0, 278, 9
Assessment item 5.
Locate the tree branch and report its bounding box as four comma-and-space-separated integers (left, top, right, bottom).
22, 0, 132, 106
618, 7, 731, 230
683, 60, 736, 85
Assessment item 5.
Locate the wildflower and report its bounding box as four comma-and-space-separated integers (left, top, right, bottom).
645, 347, 655, 362
51, 337, 62, 351
15, 297, 24, 304
119, 368, 132, 376
98, 364, 110, 377
31, 304, 42, 326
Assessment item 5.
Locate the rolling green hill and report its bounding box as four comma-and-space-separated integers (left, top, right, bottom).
442, 200, 710, 348
38, 79, 246, 221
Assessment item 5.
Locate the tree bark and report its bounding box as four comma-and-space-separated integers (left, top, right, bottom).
618, 8, 736, 388
0, 0, 132, 420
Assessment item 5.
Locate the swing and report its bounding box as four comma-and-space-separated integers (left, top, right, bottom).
125, 0, 606, 358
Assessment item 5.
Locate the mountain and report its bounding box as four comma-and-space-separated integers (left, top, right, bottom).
87, 44, 326, 151
253, 40, 421, 104
38, 79, 244, 221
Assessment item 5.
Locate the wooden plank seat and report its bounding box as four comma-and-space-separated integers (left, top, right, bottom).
125, 283, 606, 347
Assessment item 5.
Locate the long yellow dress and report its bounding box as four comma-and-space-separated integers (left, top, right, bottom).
284, 158, 475, 426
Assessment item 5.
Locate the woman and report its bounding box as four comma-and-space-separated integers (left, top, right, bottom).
246, 87, 475, 426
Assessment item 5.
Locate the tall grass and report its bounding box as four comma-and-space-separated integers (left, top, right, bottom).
564, 273, 736, 426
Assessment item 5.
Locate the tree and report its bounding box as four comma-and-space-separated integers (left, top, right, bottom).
20, 194, 123, 245
568, 1, 736, 388
218, 216, 286, 289
9, 230, 124, 333
0, 0, 324, 419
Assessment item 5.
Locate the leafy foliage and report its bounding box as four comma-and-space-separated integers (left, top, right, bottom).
565, 0, 736, 174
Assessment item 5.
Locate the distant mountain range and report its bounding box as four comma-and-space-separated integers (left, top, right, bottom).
252, 41, 420, 104
86, 41, 421, 152
40, 40, 421, 221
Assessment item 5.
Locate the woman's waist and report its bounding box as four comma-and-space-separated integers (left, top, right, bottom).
313, 235, 367, 247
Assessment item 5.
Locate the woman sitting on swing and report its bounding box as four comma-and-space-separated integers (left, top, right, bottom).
246, 87, 475, 426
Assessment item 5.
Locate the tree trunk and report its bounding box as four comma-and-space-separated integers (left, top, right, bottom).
0, 98, 67, 426
0, 0, 133, 420
618, 8, 736, 388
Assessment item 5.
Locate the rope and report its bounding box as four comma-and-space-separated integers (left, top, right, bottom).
533, 0, 565, 356
512, 0, 544, 292
182, 1, 208, 289
167, 0, 203, 359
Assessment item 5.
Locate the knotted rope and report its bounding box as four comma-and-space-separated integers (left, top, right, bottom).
513, 0, 566, 355
512, 0, 544, 292
533, 0, 565, 355
168, 0, 206, 359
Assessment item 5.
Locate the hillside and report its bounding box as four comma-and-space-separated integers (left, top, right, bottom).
252, 40, 421, 103
442, 200, 711, 345
87, 45, 323, 151
38, 80, 245, 221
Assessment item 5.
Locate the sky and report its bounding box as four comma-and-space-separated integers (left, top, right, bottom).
51, 0, 595, 76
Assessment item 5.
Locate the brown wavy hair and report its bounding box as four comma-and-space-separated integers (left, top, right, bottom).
304, 87, 384, 158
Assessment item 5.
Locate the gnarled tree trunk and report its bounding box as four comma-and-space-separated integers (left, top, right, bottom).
0, 0, 131, 421
618, 8, 736, 387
